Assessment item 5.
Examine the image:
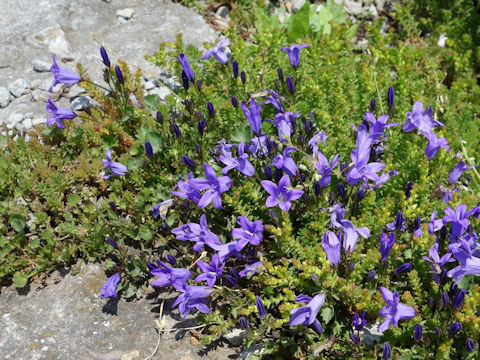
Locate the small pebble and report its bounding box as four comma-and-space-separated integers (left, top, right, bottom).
0, 87, 12, 108
32, 59, 51, 72
8, 79, 28, 98
117, 8, 134, 20
71, 96, 91, 111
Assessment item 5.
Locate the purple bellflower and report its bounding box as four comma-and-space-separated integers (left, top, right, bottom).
231, 216, 264, 252
263, 90, 285, 112
171, 172, 203, 205
403, 101, 444, 133
386, 212, 407, 232
209, 240, 243, 263
271, 146, 299, 176
202, 39, 231, 64
249, 134, 269, 158
151, 199, 174, 219
46, 98, 76, 129
286, 76, 295, 94
443, 204, 476, 238
387, 86, 394, 108
220, 143, 255, 177
100, 273, 121, 299
339, 220, 370, 253
379, 232, 395, 262
189, 163, 232, 209
346, 124, 385, 185
281, 44, 310, 69
150, 260, 192, 289
428, 210, 444, 235
239, 261, 263, 277
322, 231, 341, 267
100, 46, 110, 67
362, 113, 397, 142
352, 311, 367, 331
194, 254, 224, 287
145, 141, 154, 158
115, 65, 124, 84
449, 322, 462, 335
178, 53, 195, 82
383, 342, 391, 360
255, 296, 267, 318
266, 111, 301, 141
414, 323, 423, 341
102, 149, 128, 179
393, 263, 412, 275
308, 131, 328, 156
48, 54, 82, 92
448, 161, 472, 184
241, 99, 263, 135
171, 214, 222, 252
261, 174, 304, 211
378, 287, 416, 332
423, 245, 455, 283
315, 151, 340, 188
289, 293, 325, 334
423, 131, 450, 161
172, 284, 211, 318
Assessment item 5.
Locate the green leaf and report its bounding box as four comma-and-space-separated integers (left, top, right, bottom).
457, 275, 473, 289
231, 124, 251, 143
13, 272, 28, 288
71, 127, 84, 140
321, 306, 334, 324
344, 23, 360, 41
136, 127, 164, 153
126, 157, 144, 171
9, 214, 25, 232
143, 94, 160, 110
287, 2, 311, 42
67, 193, 82, 207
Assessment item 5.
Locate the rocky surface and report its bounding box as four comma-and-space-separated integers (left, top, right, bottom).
0, 262, 238, 360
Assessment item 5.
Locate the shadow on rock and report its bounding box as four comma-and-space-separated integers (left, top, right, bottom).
102, 297, 119, 315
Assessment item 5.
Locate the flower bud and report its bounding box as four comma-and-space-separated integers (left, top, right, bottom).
337, 183, 346, 198
240, 71, 246, 84
100, 46, 110, 67
264, 165, 272, 180
255, 296, 267, 318
452, 288, 466, 308
449, 322, 462, 335
115, 65, 124, 84
156, 111, 163, 123
274, 78, 280, 90
314, 181, 322, 196
367, 270, 376, 282
239, 316, 249, 329
197, 120, 206, 136
269, 209, 279, 224
348, 262, 355, 272
440, 292, 449, 307
231, 96, 238, 108
145, 141, 154, 159
387, 85, 394, 108
184, 99, 193, 112
435, 327, 442, 336
229, 268, 239, 278
181, 70, 189, 90
383, 342, 391, 360
106, 236, 118, 249
109, 201, 117, 212
414, 323, 423, 341
277, 67, 284, 81
207, 101, 215, 118
232, 60, 239, 78
405, 181, 414, 199
350, 333, 360, 345
147, 261, 157, 271
300, 173, 306, 182
467, 338, 475, 352
166, 253, 176, 266
182, 155, 195, 168
394, 262, 412, 275
172, 123, 181, 138
304, 120, 311, 133
195, 80, 203, 90
225, 275, 237, 287
286, 76, 295, 94
370, 97, 376, 112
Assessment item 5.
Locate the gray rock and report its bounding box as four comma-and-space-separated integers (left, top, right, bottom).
291, 0, 306, 12
148, 86, 170, 101
367, 3, 378, 18
0, 87, 12, 108
38, 78, 53, 92
8, 79, 29, 98
216, 5, 230, 19
32, 59, 51, 72
71, 96, 91, 111
29, 25, 72, 58
6, 113, 24, 127
32, 117, 46, 127
117, 8, 135, 20
342, 0, 363, 15
239, 344, 266, 360
144, 79, 159, 90
117, 16, 128, 24
68, 85, 86, 99
223, 328, 246, 347
375, 0, 386, 11
22, 118, 33, 130
102, 0, 112, 3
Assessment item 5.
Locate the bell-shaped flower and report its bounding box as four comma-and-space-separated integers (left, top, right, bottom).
46, 98, 76, 129
102, 149, 128, 179
172, 284, 211, 318
189, 163, 232, 209
403, 101, 443, 133
178, 53, 195, 82
239, 261, 263, 277
48, 54, 82, 92
170, 172, 203, 205
266, 111, 301, 142
378, 287, 416, 332
308, 131, 328, 156
209, 241, 243, 263
171, 214, 222, 252
220, 143, 255, 177
379, 232, 395, 262
443, 204, 477, 238
261, 175, 304, 211
202, 39, 231, 64
281, 43, 310, 69
423, 131, 450, 161
289, 293, 325, 333
448, 161, 472, 184
322, 231, 341, 267
423, 245, 455, 283
232, 216, 264, 252
249, 134, 269, 158
241, 99, 262, 135
150, 260, 192, 289
263, 90, 285, 112
194, 254, 224, 287
271, 146, 299, 176
362, 112, 397, 142
340, 220, 370, 253
100, 273, 121, 299
314, 151, 340, 188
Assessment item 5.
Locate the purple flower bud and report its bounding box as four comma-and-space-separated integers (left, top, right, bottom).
240, 71, 246, 84
184, 99, 193, 112
255, 296, 267, 318
269, 209, 279, 224
147, 261, 157, 271
264, 165, 272, 180
145, 141, 154, 159
348, 262, 355, 272
100, 47, 110, 67
109, 201, 117, 212
467, 338, 475, 352
383, 342, 391, 360
314, 181, 322, 196
405, 181, 414, 199
367, 270, 376, 282
387, 86, 394, 107
229, 268, 239, 278
300, 173, 306, 182
182, 155, 195, 168
435, 327, 442, 336
239, 316, 249, 329
414, 323, 423, 341
286, 76, 295, 94
156, 111, 163, 123
277, 67, 284, 81
232, 60, 239, 78
195, 80, 203, 90
172, 123, 181, 138
166, 253, 176, 266
394, 212, 405, 231
449, 322, 462, 335
274, 168, 283, 183
440, 292, 449, 308
452, 289, 466, 308
195, 143, 202, 155
337, 183, 346, 198
115, 65, 124, 84
106, 236, 119, 249
231, 96, 238, 108
207, 102, 215, 118
181, 70, 189, 90
350, 333, 360, 344
304, 120, 311, 133
370, 97, 376, 112
394, 262, 412, 275
225, 275, 237, 287
298, 135, 306, 146
197, 120, 206, 136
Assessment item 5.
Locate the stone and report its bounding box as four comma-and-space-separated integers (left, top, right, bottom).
437, 34, 448, 48
291, 0, 306, 12
361, 322, 383, 344
239, 344, 266, 360
223, 328, 246, 347
30, 25, 72, 58
8, 79, 28, 98
0, 87, 12, 108
148, 87, 170, 101
144, 79, 159, 90
23, 118, 33, 130
375, 0, 386, 11
117, 8, 135, 20
216, 5, 230, 19
102, 0, 112, 2
32, 59, 51, 72
6, 113, 24, 127
367, 4, 378, 18
32, 117, 46, 127
68, 85, 86, 99
342, 0, 363, 15
71, 96, 91, 111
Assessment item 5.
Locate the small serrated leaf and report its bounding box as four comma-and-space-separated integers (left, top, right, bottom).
13, 272, 28, 288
